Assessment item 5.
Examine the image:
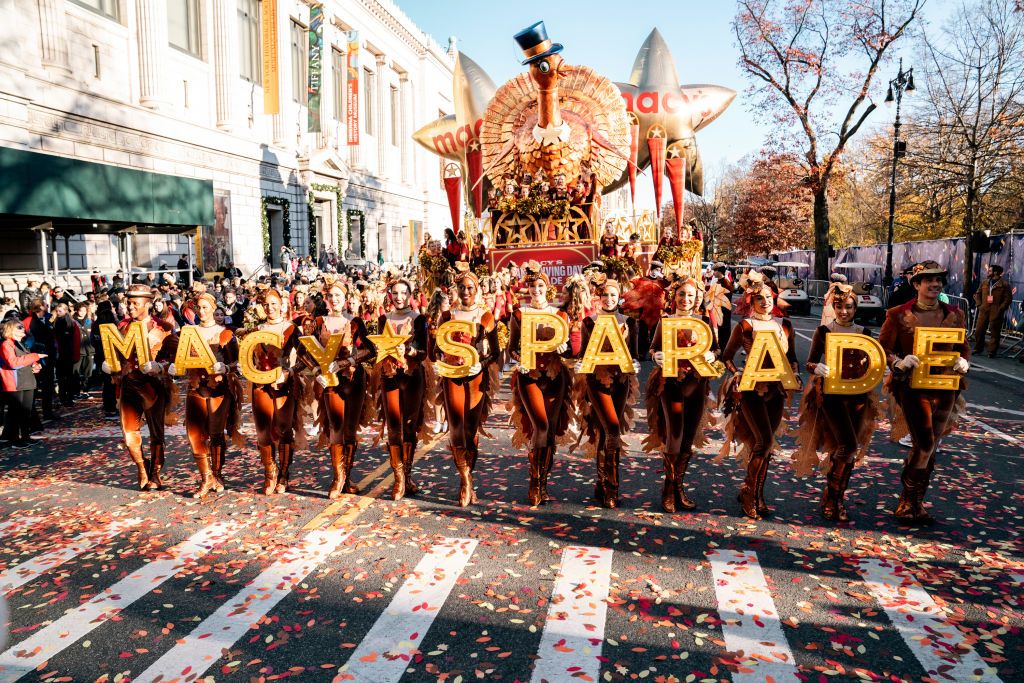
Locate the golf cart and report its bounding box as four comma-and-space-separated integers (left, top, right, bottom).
833, 262, 885, 325
773, 261, 812, 316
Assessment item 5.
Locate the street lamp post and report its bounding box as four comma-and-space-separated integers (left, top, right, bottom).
883, 59, 915, 289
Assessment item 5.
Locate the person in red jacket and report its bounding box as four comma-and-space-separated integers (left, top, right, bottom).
1, 319, 45, 447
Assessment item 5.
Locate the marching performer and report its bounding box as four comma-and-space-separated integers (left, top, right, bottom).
248, 288, 302, 495
103, 284, 178, 491
377, 277, 430, 501
432, 267, 500, 506
719, 275, 800, 520
171, 293, 243, 498
645, 278, 718, 512
575, 278, 639, 509
794, 283, 879, 521
879, 261, 969, 525
310, 279, 375, 499
508, 268, 574, 506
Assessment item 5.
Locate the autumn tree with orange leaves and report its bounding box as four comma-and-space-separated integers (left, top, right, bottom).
721, 153, 812, 258
734, 0, 924, 278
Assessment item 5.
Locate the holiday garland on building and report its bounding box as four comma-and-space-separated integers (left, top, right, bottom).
309, 182, 346, 255
260, 195, 292, 263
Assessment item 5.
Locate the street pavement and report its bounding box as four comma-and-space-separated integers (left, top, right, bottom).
0, 310, 1021, 683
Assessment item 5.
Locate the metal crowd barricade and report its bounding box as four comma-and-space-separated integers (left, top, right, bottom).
805, 279, 828, 305
1002, 300, 1024, 358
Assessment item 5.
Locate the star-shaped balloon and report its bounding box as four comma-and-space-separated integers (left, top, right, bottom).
367, 320, 412, 365
605, 28, 736, 199
412, 53, 496, 218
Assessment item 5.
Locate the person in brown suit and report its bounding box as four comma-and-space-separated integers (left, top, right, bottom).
973, 264, 1013, 358
879, 261, 969, 525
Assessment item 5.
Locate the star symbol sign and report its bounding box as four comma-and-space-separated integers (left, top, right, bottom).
367, 320, 412, 365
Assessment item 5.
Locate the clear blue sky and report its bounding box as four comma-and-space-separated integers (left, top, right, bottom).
399, 0, 954, 203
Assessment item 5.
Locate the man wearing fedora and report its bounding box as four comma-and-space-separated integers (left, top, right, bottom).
101, 284, 178, 491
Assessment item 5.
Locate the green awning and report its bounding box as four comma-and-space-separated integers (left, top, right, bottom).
0, 146, 214, 226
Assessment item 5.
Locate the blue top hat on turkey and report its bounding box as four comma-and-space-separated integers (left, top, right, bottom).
514, 21, 563, 65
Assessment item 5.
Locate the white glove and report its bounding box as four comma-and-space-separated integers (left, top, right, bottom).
142, 361, 162, 375
653, 351, 665, 367
101, 361, 113, 374
273, 370, 288, 386
477, 339, 490, 357
954, 357, 970, 374
517, 362, 531, 374
328, 360, 342, 374
167, 362, 178, 376
813, 363, 830, 378
702, 351, 717, 364
467, 362, 482, 376
212, 362, 228, 374
573, 359, 584, 374
894, 355, 920, 371
395, 343, 407, 358
315, 374, 330, 388
555, 341, 568, 354
632, 360, 641, 375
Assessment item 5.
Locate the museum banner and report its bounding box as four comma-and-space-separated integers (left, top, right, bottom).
489, 245, 597, 289
346, 30, 359, 145
261, 0, 280, 114
307, 3, 323, 132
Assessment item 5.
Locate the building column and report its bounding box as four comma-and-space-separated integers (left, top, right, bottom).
375, 53, 386, 177
37, 0, 70, 71
399, 75, 410, 184
211, 0, 237, 129
136, 0, 168, 108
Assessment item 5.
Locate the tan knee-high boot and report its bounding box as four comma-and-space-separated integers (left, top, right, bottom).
389, 445, 406, 501
275, 443, 293, 494
403, 442, 418, 495
259, 445, 278, 496
342, 444, 359, 494
145, 444, 165, 491
192, 452, 216, 499
126, 444, 150, 491
327, 444, 345, 500
210, 444, 226, 492
452, 447, 473, 507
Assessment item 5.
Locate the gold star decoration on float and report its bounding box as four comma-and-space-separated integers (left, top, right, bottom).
368, 320, 412, 365
607, 28, 737, 197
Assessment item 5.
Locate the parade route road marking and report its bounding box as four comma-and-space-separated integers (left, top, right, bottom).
132, 527, 355, 683
0, 521, 239, 683
338, 537, 478, 683
706, 549, 799, 683
0, 517, 141, 592
0, 516, 40, 538
531, 545, 614, 683
968, 361, 1024, 384
858, 557, 1003, 683
967, 402, 1024, 418
962, 415, 1022, 446
302, 431, 446, 531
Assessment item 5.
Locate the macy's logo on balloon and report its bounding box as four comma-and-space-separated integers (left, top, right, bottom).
432, 119, 484, 155
621, 90, 702, 114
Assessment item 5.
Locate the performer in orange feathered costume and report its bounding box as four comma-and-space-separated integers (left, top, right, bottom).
718, 276, 800, 520
102, 284, 178, 492
644, 278, 718, 512
376, 277, 430, 501
248, 288, 303, 495
172, 292, 244, 498
574, 278, 639, 508
432, 268, 500, 507
793, 283, 879, 522
307, 278, 376, 499
508, 268, 575, 506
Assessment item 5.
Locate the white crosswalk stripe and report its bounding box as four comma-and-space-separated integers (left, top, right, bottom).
338, 537, 478, 683
0, 519, 1014, 683
132, 528, 353, 683
857, 558, 1003, 683
0, 518, 141, 592
0, 522, 239, 683
706, 549, 800, 683
0, 517, 40, 538
531, 545, 613, 683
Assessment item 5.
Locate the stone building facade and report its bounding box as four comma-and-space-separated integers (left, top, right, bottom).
0, 0, 455, 276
